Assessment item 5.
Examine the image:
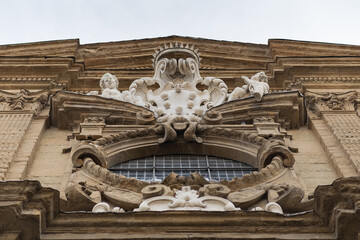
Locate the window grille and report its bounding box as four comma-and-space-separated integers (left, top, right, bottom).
109, 155, 257, 181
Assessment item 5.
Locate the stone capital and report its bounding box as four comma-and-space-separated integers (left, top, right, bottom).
305, 91, 357, 116
0, 88, 50, 116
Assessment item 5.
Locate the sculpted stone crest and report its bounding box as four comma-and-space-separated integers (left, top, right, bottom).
85, 43, 271, 143
88, 43, 270, 125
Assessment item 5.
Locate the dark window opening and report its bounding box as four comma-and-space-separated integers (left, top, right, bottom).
109, 154, 258, 182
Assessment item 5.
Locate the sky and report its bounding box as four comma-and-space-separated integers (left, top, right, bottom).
1, 0, 360, 46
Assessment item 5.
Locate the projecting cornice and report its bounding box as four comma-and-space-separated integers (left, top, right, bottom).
1, 36, 360, 92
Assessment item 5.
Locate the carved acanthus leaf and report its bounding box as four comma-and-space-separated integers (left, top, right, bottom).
0, 88, 50, 115
134, 186, 240, 212
305, 91, 357, 116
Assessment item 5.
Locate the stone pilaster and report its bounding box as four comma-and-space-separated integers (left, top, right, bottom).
0, 114, 33, 180
306, 91, 360, 176
0, 89, 49, 180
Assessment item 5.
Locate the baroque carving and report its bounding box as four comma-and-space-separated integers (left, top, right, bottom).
87, 73, 133, 102
0, 88, 50, 116
65, 156, 306, 213
266, 183, 314, 213
82, 44, 272, 143
305, 91, 357, 116
228, 72, 269, 102
65, 158, 149, 211
134, 186, 240, 212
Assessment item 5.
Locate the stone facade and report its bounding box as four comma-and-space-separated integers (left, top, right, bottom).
0, 36, 359, 239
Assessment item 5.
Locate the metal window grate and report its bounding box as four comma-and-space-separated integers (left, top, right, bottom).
109, 155, 257, 181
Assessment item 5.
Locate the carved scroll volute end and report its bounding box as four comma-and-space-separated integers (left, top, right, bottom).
258, 140, 295, 168
157, 122, 177, 144
202, 110, 223, 125
136, 110, 156, 125
71, 142, 107, 168
183, 122, 203, 143
141, 184, 173, 199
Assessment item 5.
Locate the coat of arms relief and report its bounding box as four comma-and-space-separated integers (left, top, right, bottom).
62, 43, 310, 214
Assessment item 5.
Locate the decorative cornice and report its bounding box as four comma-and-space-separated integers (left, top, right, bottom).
286, 77, 360, 90
296, 76, 360, 83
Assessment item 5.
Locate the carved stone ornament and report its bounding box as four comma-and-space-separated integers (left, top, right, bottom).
0, 88, 50, 116
134, 186, 239, 212
228, 72, 269, 102
305, 90, 357, 116
82, 44, 271, 142
65, 153, 310, 214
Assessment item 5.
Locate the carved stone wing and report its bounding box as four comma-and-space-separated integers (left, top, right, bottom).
202, 77, 228, 106
129, 77, 155, 106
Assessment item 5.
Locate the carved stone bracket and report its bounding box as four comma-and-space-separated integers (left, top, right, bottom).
77, 117, 106, 140
253, 116, 284, 138
305, 91, 357, 117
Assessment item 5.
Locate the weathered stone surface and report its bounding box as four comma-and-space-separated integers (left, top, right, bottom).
227, 187, 266, 209
1, 36, 360, 239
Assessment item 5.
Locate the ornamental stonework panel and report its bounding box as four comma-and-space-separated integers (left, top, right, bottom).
0, 37, 360, 239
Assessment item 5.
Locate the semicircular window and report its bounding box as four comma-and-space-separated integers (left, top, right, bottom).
109, 155, 258, 182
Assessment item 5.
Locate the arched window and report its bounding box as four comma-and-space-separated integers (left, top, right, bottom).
109, 154, 258, 182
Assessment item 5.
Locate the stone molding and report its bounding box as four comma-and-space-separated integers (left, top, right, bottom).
71, 123, 294, 171
50, 91, 155, 130
2, 178, 358, 239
